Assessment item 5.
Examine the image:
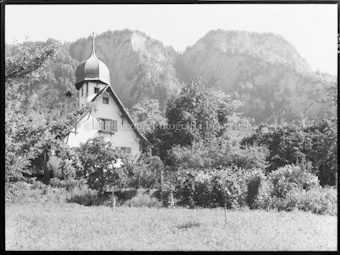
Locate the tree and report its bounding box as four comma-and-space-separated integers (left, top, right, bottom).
5, 40, 59, 182
149, 77, 244, 161
130, 98, 166, 135
76, 137, 134, 194
5, 39, 101, 183
241, 120, 337, 186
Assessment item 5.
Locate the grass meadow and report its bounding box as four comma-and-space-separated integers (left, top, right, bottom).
6, 202, 337, 251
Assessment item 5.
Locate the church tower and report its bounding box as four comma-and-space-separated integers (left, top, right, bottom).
75, 33, 110, 109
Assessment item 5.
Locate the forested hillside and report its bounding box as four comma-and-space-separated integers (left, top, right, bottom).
178, 30, 335, 123
6, 29, 336, 124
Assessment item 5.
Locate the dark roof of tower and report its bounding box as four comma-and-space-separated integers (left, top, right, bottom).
75, 33, 110, 90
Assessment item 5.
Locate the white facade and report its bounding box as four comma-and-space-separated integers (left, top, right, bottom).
65, 82, 143, 159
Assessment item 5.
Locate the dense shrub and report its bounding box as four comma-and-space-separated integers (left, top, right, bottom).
49, 177, 87, 191
56, 143, 83, 180
165, 168, 248, 209
245, 164, 336, 215
151, 182, 175, 207
5, 181, 31, 203
273, 186, 337, 215
167, 138, 268, 171
123, 193, 162, 208
246, 170, 266, 209
267, 164, 320, 198
5, 180, 69, 204
241, 120, 337, 186
129, 156, 164, 189
76, 137, 134, 194
66, 187, 102, 206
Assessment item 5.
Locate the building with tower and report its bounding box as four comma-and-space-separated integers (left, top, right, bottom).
62, 33, 147, 158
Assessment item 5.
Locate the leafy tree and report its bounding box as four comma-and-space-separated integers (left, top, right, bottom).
320, 82, 337, 125
130, 98, 166, 135
5, 40, 58, 182
149, 77, 244, 161
5, 40, 92, 183
76, 137, 134, 194
241, 119, 337, 186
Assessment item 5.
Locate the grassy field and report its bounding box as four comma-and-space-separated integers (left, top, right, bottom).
6, 202, 337, 251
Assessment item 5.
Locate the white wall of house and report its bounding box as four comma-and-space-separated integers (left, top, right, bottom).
66, 84, 141, 158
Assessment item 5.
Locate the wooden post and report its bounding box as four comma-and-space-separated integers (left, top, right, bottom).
224, 201, 227, 224
335, 172, 338, 191
138, 170, 141, 189
169, 190, 174, 209
112, 186, 116, 212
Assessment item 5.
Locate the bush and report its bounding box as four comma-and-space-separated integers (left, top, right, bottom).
241, 120, 337, 186
246, 171, 265, 209
49, 178, 66, 188
245, 165, 336, 215
167, 139, 268, 171
30, 180, 45, 190
5, 181, 68, 204
66, 187, 101, 206
76, 137, 134, 194
268, 164, 320, 199
151, 183, 174, 207
271, 186, 337, 215
123, 193, 162, 208
168, 168, 248, 209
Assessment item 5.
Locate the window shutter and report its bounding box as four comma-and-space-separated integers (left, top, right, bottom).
105, 120, 110, 131
98, 119, 104, 130
112, 120, 117, 132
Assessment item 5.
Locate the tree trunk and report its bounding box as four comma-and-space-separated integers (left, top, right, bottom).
43, 150, 50, 184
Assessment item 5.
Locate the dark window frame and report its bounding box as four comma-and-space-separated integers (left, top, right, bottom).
103, 96, 109, 104
98, 118, 117, 132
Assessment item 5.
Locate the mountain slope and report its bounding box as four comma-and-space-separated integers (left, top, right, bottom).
7, 29, 336, 124
178, 30, 336, 123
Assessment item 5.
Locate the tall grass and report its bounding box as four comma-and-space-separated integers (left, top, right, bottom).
6, 203, 337, 251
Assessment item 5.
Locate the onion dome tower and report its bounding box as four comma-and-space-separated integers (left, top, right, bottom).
74, 33, 110, 108
75, 33, 110, 89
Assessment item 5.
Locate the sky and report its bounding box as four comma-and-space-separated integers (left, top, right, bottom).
5, 4, 338, 75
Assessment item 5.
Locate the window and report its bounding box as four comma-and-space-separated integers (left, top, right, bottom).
94, 87, 100, 94
85, 82, 88, 97
81, 87, 83, 97
98, 119, 117, 132
103, 96, 109, 104
119, 147, 131, 154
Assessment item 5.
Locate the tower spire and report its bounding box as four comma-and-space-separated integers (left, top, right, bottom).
92, 32, 96, 56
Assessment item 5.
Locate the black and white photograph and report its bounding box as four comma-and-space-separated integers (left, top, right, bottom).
4, 3, 338, 251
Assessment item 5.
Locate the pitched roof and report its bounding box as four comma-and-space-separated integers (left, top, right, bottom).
63, 85, 148, 144
92, 84, 148, 143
